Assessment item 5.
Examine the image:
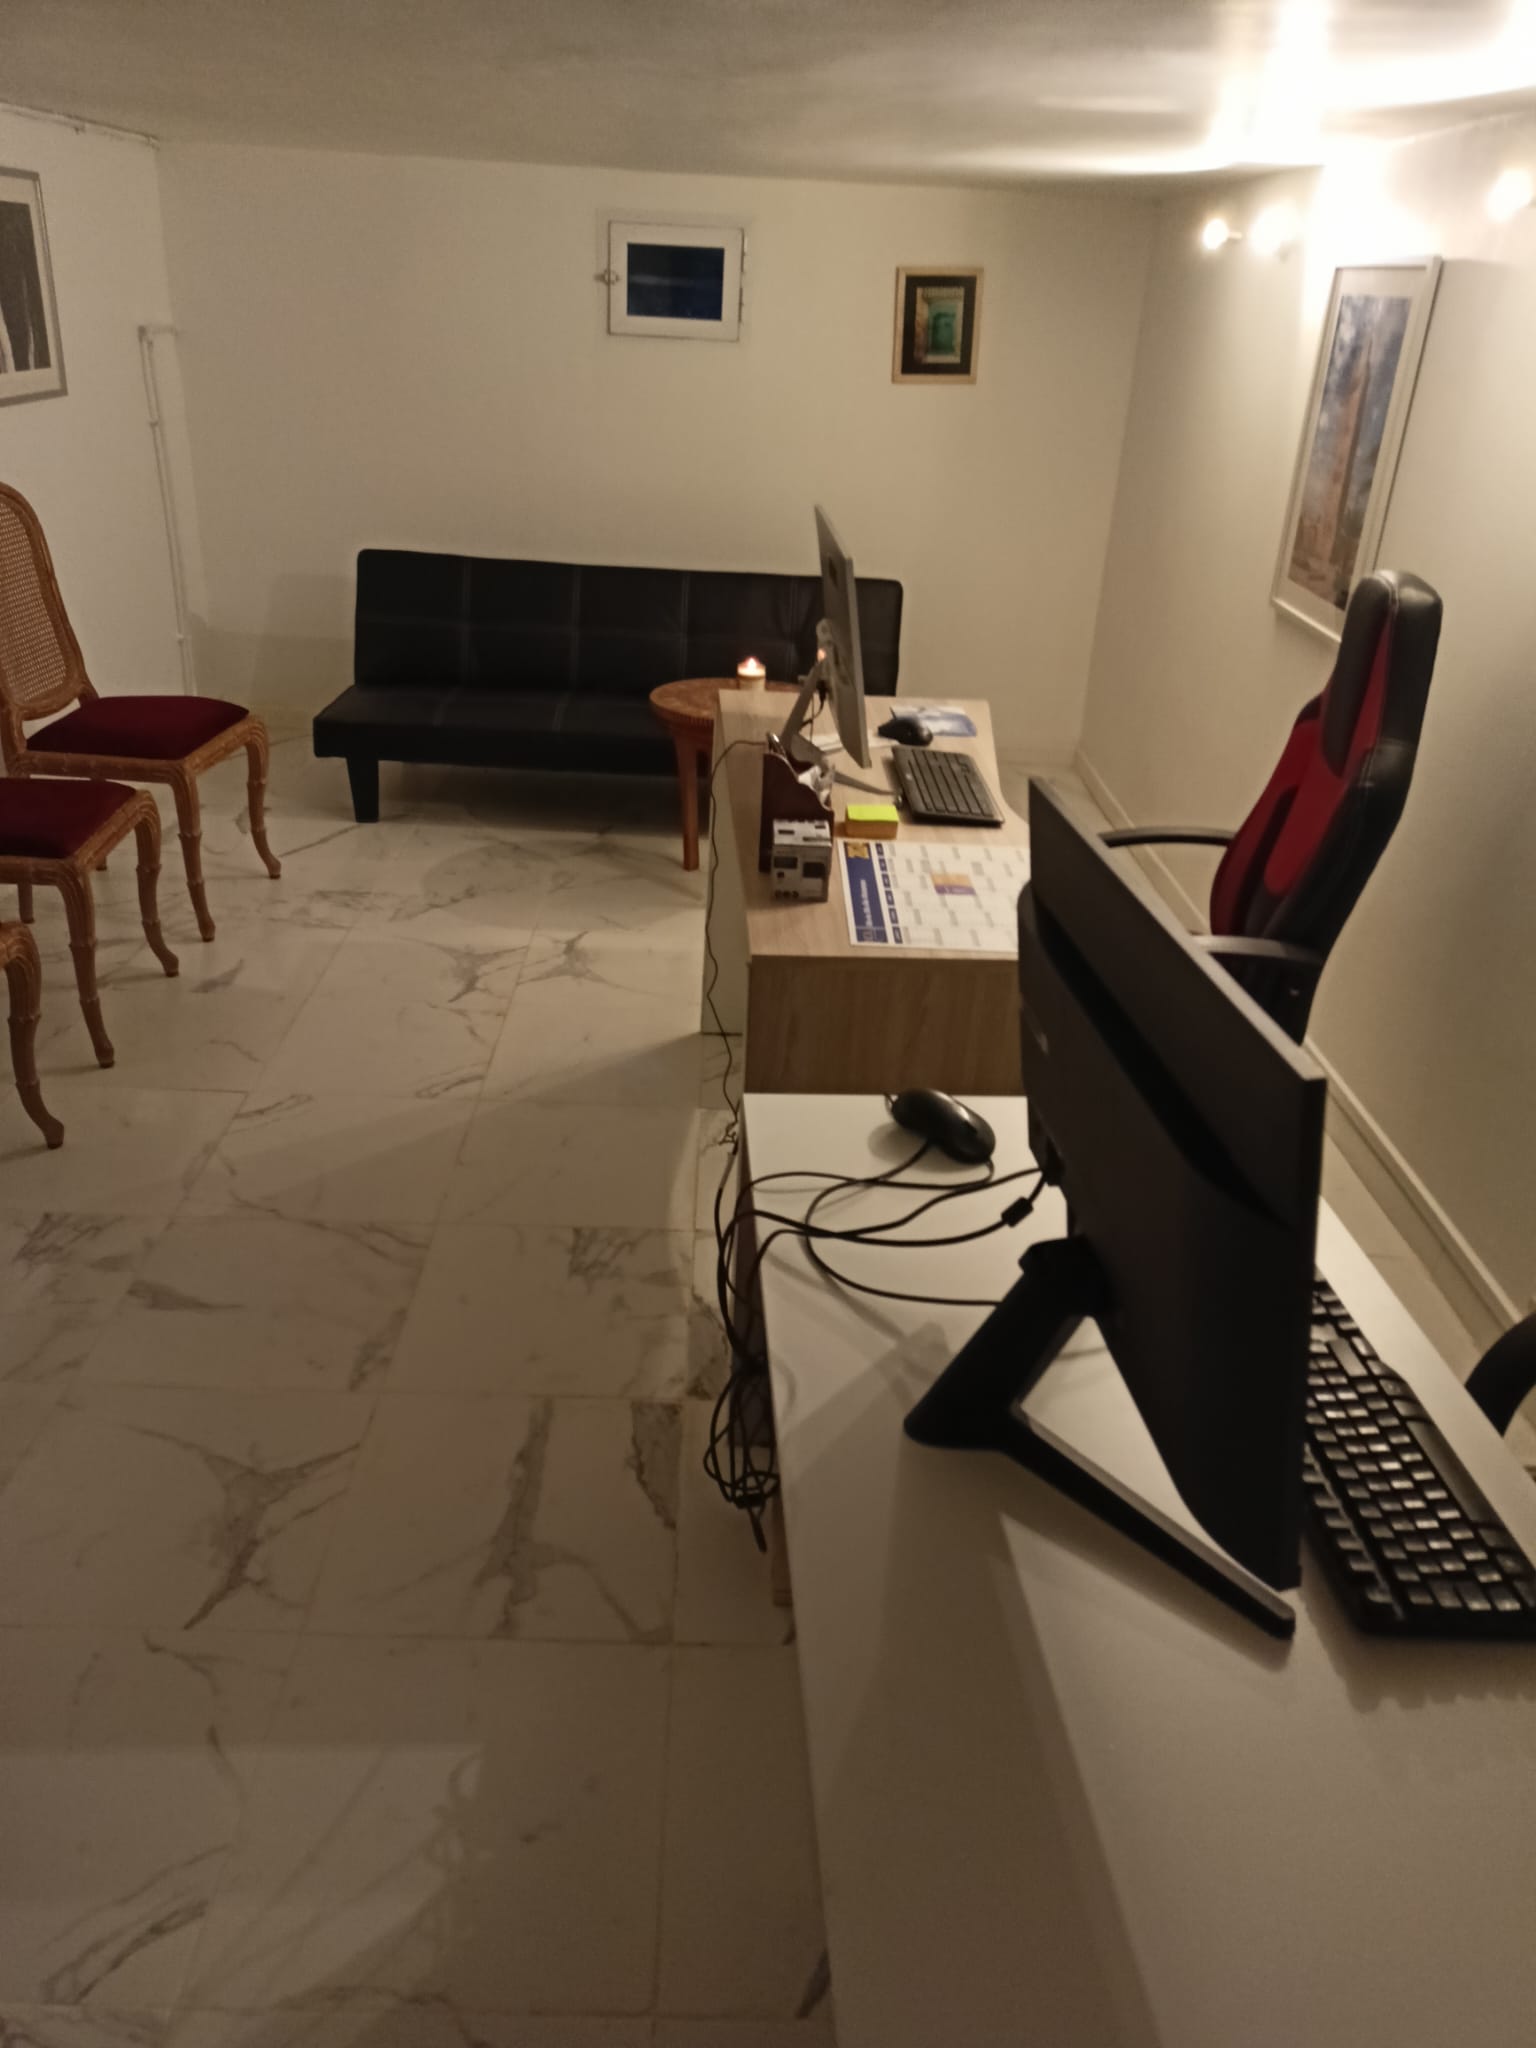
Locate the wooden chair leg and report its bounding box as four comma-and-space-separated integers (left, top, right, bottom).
59, 871, 114, 1068
132, 811, 180, 980
4, 931, 64, 1148
170, 773, 215, 942
17, 880, 33, 924
245, 726, 282, 879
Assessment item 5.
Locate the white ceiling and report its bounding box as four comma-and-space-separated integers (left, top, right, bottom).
7, 0, 1536, 182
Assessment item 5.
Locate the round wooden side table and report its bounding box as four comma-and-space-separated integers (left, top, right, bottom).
648, 677, 738, 871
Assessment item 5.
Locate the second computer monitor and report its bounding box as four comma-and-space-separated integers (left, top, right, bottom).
813, 506, 872, 769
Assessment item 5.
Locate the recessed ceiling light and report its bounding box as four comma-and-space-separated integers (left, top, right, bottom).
1200, 216, 1239, 252
1487, 168, 1535, 223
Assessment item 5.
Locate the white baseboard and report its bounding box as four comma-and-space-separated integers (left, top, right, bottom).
1074, 749, 1516, 1348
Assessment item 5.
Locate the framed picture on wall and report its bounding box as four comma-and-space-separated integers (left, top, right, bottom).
1272, 258, 1441, 639
892, 267, 982, 383
605, 219, 744, 341
0, 168, 65, 405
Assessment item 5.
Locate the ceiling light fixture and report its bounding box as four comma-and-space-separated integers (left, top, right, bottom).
1200, 216, 1240, 252
1250, 203, 1300, 257
1487, 168, 1535, 223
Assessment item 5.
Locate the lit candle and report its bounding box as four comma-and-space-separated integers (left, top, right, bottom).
737, 657, 766, 687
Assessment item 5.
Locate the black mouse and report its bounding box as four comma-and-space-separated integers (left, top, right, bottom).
878, 714, 934, 747
887, 1089, 996, 1165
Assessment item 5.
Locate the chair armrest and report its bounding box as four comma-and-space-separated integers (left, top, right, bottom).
1193, 936, 1325, 972
1100, 827, 1235, 849
1466, 1315, 1536, 1436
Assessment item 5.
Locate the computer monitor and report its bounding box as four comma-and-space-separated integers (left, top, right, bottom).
906, 779, 1328, 1637
774, 507, 873, 774
813, 506, 872, 769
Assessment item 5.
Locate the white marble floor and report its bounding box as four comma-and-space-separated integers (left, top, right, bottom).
0, 743, 825, 2048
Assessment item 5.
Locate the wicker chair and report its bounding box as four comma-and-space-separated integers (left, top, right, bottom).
0, 779, 179, 1069
0, 481, 281, 943
0, 919, 63, 1148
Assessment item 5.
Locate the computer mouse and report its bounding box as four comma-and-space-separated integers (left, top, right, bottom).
878, 714, 934, 747
887, 1089, 996, 1165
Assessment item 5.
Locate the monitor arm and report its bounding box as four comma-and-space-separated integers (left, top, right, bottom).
772, 627, 839, 773
1466, 1314, 1536, 1436
1101, 827, 1235, 849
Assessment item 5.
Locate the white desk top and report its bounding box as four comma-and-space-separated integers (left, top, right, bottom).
743, 1094, 1536, 2048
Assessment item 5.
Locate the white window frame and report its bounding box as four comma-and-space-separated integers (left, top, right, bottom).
606, 219, 744, 341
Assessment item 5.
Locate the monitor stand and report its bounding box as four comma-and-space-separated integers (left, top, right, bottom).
773, 655, 831, 774
904, 1236, 1296, 1639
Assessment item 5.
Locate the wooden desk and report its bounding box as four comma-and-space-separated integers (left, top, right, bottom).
742, 1093, 1536, 2048
705, 691, 1027, 1095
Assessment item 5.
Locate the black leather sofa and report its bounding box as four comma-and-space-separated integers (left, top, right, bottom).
313, 548, 904, 821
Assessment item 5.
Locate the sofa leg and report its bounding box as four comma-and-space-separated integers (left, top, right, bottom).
346, 758, 380, 824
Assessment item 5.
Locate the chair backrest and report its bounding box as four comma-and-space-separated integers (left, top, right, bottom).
0, 481, 92, 768
1208, 569, 1442, 1027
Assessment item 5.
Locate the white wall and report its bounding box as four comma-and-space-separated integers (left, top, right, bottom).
1080, 114, 1536, 1324
0, 107, 197, 698
155, 144, 1151, 758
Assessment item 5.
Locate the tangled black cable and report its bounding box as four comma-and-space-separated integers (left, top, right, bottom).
703, 1123, 1045, 1539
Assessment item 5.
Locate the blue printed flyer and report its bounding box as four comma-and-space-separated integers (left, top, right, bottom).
886, 701, 978, 738
839, 839, 1030, 953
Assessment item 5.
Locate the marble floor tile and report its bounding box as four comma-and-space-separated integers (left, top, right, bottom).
79, 1213, 430, 1394
658, 1649, 827, 2023
310, 1394, 680, 1644
372, 834, 558, 934
183, 1638, 668, 2015
698, 1031, 743, 1113
655, 2026, 836, 2048
685, 1234, 730, 1404
31, 929, 341, 1096
0, 1387, 371, 1630
167, 2012, 651, 2047
254, 989, 502, 1105
537, 836, 705, 941
695, 1109, 739, 1234
0, 1086, 244, 1221
184, 1087, 475, 1226
0, 1629, 291, 2007
308, 924, 532, 1014
673, 1402, 793, 1649
389, 1225, 691, 1399
0, 2011, 170, 2046
482, 937, 703, 1109
0, 1383, 61, 1487
0, 1214, 161, 1321
0, 1310, 106, 1389
443, 1103, 700, 1231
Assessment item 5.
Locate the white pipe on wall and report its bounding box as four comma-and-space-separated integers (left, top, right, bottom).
137, 322, 196, 695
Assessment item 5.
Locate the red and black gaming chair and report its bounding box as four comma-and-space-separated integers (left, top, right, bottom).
1103, 569, 1443, 1044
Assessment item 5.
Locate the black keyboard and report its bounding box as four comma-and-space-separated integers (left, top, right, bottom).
1304, 1279, 1536, 1636
891, 746, 1004, 827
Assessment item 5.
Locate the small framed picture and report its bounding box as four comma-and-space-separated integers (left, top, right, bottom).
892, 267, 982, 384
606, 220, 744, 342
0, 167, 65, 405
1272, 258, 1441, 640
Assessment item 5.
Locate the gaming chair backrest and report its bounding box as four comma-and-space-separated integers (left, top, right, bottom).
1208, 570, 1443, 1028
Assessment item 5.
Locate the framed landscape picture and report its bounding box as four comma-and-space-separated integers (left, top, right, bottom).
893, 267, 982, 383
0, 168, 64, 404
1273, 258, 1440, 639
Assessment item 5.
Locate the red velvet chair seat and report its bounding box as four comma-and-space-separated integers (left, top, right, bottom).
0, 777, 141, 859
28, 695, 248, 760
